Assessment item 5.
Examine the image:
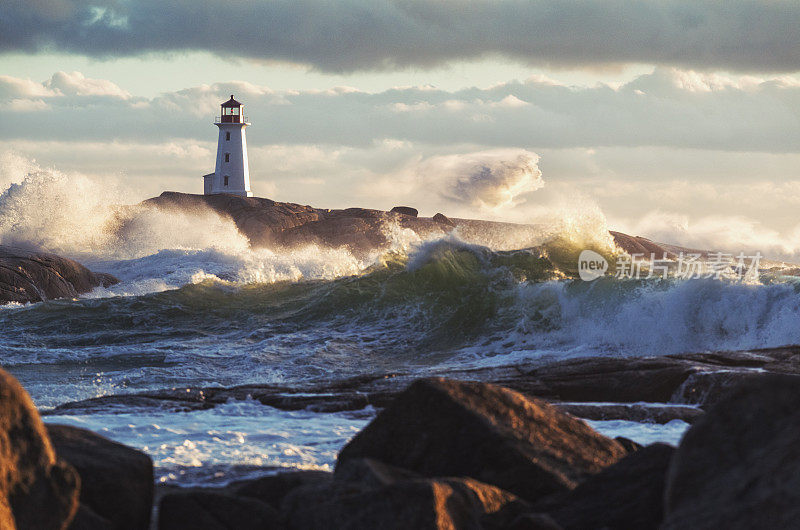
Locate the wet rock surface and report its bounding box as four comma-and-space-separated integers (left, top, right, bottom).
45, 345, 800, 422
0, 368, 80, 529
47, 425, 154, 530
0, 245, 118, 304
158, 490, 279, 530
232, 470, 333, 510
281, 475, 522, 530
536, 443, 675, 530
662, 374, 800, 530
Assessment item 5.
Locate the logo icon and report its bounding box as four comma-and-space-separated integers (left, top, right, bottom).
578, 250, 608, 281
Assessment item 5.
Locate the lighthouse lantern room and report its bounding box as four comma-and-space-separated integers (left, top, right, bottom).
204, 95, 253, 197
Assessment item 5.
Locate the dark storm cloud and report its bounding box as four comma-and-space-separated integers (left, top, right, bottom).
1, 0, 799, 73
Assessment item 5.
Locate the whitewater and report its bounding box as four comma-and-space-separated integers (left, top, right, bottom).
2, 162, 800, 485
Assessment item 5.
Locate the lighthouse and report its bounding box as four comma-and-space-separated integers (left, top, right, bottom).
203, 95, 253, 197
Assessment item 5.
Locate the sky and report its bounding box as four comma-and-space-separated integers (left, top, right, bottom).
2, 0, 800, 256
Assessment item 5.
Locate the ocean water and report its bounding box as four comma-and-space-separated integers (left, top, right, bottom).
3, 168, 800, 486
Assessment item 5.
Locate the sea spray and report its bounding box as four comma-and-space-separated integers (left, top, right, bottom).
0, 164, 252, 259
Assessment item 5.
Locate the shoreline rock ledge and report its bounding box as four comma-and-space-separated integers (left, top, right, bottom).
157, 373, 800, 530
1, 364, 799, 528
0, 245, 118, 304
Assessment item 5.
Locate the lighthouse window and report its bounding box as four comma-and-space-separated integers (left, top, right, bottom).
224, 176, 229, 186
225, 132, 230, 141
225, 153, 230, 162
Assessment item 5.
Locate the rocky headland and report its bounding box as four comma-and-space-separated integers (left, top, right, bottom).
140, 191, 693, 259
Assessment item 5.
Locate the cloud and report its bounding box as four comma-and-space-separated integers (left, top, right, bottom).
44, 71, 130, 98
1, 68, 798, 154
0, 75, 57, 99
0, 71, 129, 99
419, 150, 544, 210
2, 67, 800, 241
1, 1, 799, 73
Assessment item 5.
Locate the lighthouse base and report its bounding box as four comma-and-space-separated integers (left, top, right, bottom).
202, 173, 253, 197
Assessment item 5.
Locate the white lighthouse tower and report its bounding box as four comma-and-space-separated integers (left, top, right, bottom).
203, 95, 253, 197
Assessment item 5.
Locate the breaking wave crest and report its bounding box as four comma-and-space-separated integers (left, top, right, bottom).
0, 164, 253, 259
2, 160, 800, 378
3, 237, 800, 378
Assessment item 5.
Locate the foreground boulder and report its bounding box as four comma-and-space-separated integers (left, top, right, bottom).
337, 378, 627, 501
46, 425, 153, 530
282, 474, 522, 530
537, 443, 674, 530
0, 245, 117, 304
662, 375, 800, 529
68, 504, 114, 529
159, 490, 279, 530
0, 369, 80, 529
233, 470, 332, 510
333, 457, 421, 489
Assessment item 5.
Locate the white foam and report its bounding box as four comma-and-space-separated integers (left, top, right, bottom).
587, 419, 690, 447
44, 400, 371, 486
452, 277, 800, 364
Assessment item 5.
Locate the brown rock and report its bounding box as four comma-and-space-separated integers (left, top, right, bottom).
609, 231, 710, 260
669, 370, 787, 406
553, 402, 703, 424
432, 212, 456, 226
46, 425, 153, 530
507, 513, 563, 530
233, 470, 332, 509
503, 347, 800, 405
137, 193, 446, 254
158, 490, 279, 530
337, 378, 627, 501
138, 193, 735, 268
662, 375, 800, 530
507, 356, 696, 403
613, 437, 642, 452
282, 475, 521, 530
389, 206, 418, 217
68, 504, 113, 530
0, 369, 80, 529
541, 443, 674, 530
0, 245, 118, 304
333, 457, 421, 489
